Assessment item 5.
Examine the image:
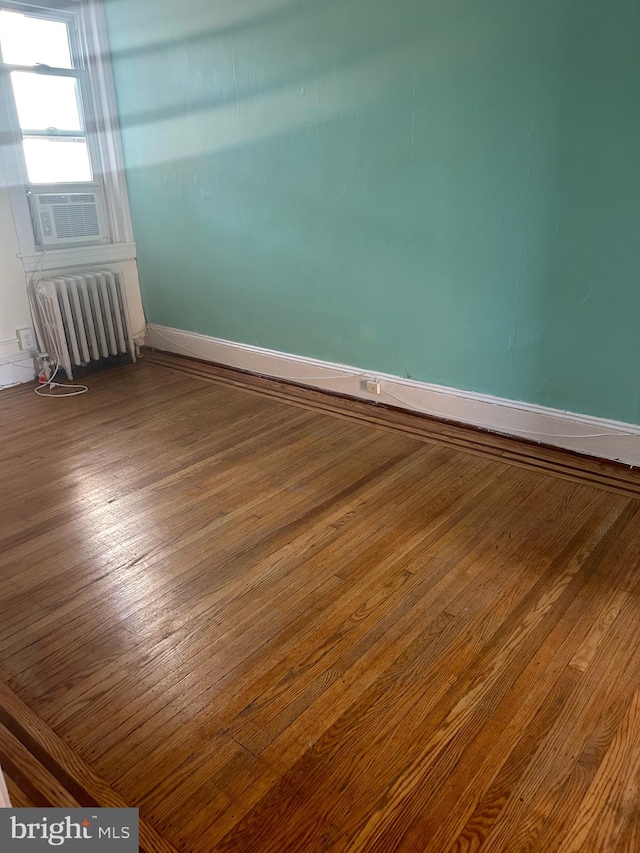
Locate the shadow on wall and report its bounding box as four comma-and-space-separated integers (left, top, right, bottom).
103, 0, 640, 424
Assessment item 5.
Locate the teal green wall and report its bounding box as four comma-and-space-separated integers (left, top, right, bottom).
104, 0, 640, 423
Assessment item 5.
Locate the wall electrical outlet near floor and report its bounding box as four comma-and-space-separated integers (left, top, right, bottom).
17, 328, 36, 351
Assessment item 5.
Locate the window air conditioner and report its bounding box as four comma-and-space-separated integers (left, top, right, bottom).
30, 189, 109, 247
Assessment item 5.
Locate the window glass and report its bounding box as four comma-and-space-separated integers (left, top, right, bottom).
0, 9, 95, 187
11, 72, 82, 131
23, 137, 92, 183
0, 10, 72, 68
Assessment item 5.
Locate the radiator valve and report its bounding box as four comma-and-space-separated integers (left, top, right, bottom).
37, 355, 53, 384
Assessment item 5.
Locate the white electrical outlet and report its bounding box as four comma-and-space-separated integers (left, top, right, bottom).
366, 379, 381, 395
17, 327, 35, 351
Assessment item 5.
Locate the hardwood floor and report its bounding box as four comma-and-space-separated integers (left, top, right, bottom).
1, 354, 640, 852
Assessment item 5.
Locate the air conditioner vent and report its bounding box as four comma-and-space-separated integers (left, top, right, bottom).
68, 193, 95, 203
52, 203, 100, 239
39, 194, 68, 204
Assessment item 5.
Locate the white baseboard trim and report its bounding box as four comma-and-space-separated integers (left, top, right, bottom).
146, 324, 640, 467
0, 342, 38, 389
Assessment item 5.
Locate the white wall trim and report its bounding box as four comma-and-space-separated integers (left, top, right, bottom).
20, 241, 137, 273
0, 339, 37, 388
80, 0, 136, 245
147, 324, 640, 467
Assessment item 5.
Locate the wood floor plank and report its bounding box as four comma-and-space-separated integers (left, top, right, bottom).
209, 499, 633, 853
224, 478, 592, 760
0, 684, 178, 853
114, 464, 555, 803
2, 358, 640, 852
478, 594, 640, 853
369, 510, 640, 853
0, 722, 81, 808
51, 444, 437, 759
5, 773, 35, 808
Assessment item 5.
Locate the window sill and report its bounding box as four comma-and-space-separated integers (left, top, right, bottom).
20, 241, 137, 273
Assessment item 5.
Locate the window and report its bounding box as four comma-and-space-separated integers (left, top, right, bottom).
0, 0, 135, 267
0, 9, 93, 183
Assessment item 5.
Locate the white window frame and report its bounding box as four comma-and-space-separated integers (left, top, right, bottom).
0, 0, 136, 271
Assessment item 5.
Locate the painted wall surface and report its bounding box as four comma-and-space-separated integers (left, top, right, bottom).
104, 0, 640, 423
